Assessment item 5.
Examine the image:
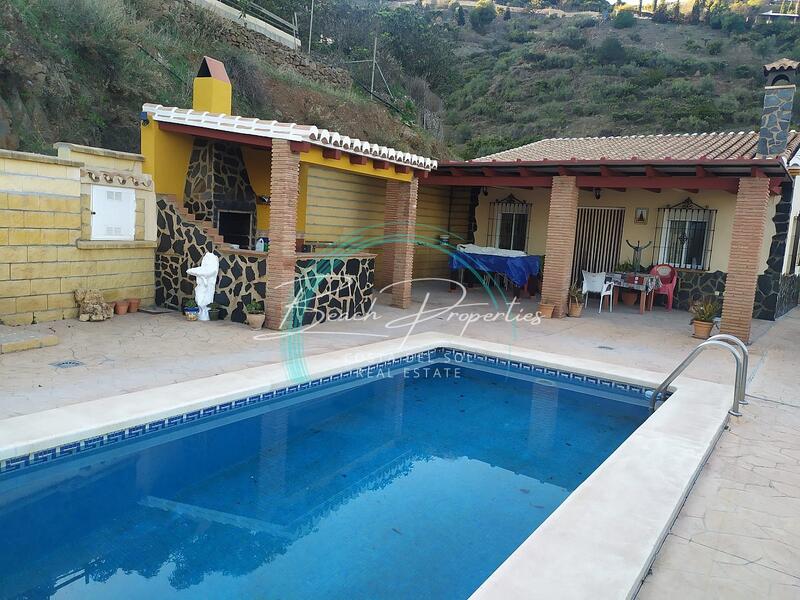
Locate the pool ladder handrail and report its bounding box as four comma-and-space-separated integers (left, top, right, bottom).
649, 334, 749, 417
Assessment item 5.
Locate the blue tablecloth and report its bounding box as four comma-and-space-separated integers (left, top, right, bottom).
448, 252, 541, 287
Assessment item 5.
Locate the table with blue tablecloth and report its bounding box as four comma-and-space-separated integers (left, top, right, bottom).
448, 250, 541, 293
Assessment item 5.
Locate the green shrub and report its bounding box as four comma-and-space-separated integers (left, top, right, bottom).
551, 26, 586, 49
706, 39, 723, 55
613, 10, 635, 28
597, 37, 627, 64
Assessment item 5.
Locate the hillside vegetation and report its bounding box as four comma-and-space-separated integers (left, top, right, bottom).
3, 0, 800, 161
0, 0, 446, 156
442, 9, 800, 157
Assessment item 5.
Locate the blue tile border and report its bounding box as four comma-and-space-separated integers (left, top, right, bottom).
0, 347, 657, 475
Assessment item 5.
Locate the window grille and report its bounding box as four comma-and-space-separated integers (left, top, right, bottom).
789, 215, 800, 272
486, 194, 531, 252
654, 198, 716, 271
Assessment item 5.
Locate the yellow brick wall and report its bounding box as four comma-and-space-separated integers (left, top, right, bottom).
0, 148, 156, 326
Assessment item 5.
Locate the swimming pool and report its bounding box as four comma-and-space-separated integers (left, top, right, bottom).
0, 348, 650, 599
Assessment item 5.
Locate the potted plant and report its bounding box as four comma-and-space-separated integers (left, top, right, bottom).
114, 299, 130, 315
568, 284, 584, 317
245, 301, 265, 330
128, 298, 141, 313
690, 298, 719, 339
538, 302, 555, 319
183, 299, 200, 321
614, 261, 638, 305
208, 302, 222, 321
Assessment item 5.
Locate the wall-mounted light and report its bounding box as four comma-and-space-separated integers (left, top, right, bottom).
139, 111, 150, 126
594, 187, 602, 200
258, 195, 271, 205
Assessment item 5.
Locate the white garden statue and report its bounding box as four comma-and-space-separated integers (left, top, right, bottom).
187, 252, 220, 321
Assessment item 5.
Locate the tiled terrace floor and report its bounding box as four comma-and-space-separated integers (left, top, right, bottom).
0, 282, 798, 597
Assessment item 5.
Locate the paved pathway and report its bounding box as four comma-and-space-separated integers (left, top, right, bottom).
639, 311, 800, 599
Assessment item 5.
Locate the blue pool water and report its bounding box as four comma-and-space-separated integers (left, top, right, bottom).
0, 354, 649, 599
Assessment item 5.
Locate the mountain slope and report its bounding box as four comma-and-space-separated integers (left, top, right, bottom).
441, 13, 800, 158
0, 0, 446, 157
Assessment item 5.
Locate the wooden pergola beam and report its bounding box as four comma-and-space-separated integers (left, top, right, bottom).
575, 176, 740, 193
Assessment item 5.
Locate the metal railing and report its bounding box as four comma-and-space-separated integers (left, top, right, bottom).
219, 0, 300, 44
650, 334, 749, 417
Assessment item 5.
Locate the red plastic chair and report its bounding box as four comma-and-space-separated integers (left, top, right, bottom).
650, 264, 677, 311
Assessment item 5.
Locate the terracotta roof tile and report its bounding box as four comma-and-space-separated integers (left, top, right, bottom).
475, 131, 800, 163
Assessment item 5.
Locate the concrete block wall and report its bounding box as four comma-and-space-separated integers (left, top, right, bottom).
0, 146, 157, 326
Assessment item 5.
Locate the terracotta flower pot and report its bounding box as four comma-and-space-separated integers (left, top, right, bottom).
568, 302, 583, 318
128, 298, 140, 313
692, 320, 714, 339
538, 303, 555, 319
621, 290, 638, 306
246, 313, 266, 330
114, 300, 129, 315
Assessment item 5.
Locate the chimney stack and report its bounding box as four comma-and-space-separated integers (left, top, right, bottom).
192, 56, 232, 114
757, 58, 799, 158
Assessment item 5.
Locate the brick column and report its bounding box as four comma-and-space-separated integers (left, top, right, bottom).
720, 177, 771, 343
266, 139, 299, 330
383, 178, 419, 308
540, 176, 579, 317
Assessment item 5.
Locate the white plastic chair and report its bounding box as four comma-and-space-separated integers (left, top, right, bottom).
582, 270, 614, 314
598, 281, 614, 314
582, 271, 606, 306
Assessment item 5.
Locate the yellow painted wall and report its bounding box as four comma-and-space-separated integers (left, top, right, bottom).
140, 120, 194, 202
242, 146, 272, 233
414, 185, 471, 278
473, 186, 774, 274
0, 148, 156, 326
304, 165, 387, 247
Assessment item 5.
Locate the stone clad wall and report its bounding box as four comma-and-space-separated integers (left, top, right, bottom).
183, 139, 258, 244
157, 197, 375, 327
0, 147, 156, 326
156, 196, 265, 323
294, 256, 374, 327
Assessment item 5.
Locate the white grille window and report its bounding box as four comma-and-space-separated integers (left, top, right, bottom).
91, 185, 136, 241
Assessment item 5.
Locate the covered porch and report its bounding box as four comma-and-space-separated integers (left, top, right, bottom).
423, 154, 791, 343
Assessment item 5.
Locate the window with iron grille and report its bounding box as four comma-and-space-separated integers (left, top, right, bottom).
486, 194, 530, 252
789, 215, 800, 273
654, 199, 716, 271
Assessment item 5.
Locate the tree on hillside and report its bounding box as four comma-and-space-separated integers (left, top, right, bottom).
653, 2, 670, 21
457, 5, 466, 24
671, 1, 682, 21
690, 0, 703, 22
379, 6, 454, 90
469, 0, 497, 32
